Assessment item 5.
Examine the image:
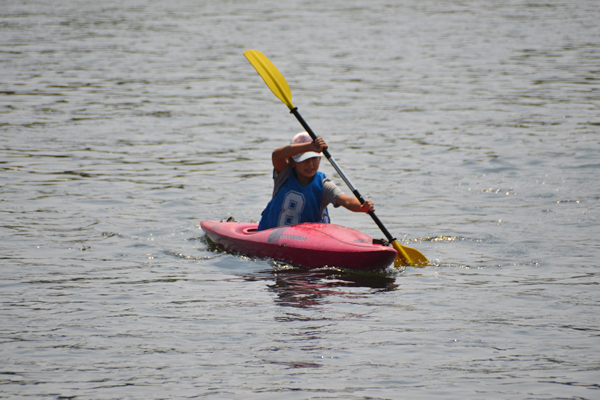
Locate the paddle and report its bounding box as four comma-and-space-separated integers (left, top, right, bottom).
244, 50, 428, 267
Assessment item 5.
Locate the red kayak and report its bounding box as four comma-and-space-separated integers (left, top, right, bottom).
200, 220, 398, 271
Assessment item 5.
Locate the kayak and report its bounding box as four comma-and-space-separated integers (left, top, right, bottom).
200, 220, 398, 271
201, 220, 397, 270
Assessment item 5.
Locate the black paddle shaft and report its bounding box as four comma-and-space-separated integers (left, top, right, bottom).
289, 107, 397, 243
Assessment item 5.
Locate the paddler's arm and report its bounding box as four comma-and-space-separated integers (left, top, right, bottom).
272, 138, 328, 172
336, 194, 375, 213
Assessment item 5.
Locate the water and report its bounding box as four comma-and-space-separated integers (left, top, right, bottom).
1, 0, 599, 398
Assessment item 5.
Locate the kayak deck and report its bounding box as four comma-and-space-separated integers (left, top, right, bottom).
200, 220, 398, 271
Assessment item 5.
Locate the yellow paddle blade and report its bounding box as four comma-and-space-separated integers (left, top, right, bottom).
244, 50, 295, 110
392, 240, 429, 267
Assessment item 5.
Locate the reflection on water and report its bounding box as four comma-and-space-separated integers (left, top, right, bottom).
267, 269, 399, 309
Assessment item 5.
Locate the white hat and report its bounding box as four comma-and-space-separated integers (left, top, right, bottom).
291, 132, 323, 162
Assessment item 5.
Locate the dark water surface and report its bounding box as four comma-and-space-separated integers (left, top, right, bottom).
1, 1, 599, 399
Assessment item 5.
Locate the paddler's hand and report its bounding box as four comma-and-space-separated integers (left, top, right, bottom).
360, 200, 375, 213
312, 137, 328, 152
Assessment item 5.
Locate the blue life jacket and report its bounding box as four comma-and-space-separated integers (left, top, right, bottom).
257, 169, 329, 231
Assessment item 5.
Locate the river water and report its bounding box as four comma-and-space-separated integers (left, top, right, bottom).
1, 1, 599, 399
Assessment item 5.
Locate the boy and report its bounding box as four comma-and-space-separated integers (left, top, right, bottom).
257, 132, 375, 231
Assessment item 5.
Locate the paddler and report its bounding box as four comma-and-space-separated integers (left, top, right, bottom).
257, 132, 375, 231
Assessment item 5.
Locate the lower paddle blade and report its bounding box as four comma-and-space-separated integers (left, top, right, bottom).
392, 240, 429, 267
244, 50, 295, 110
